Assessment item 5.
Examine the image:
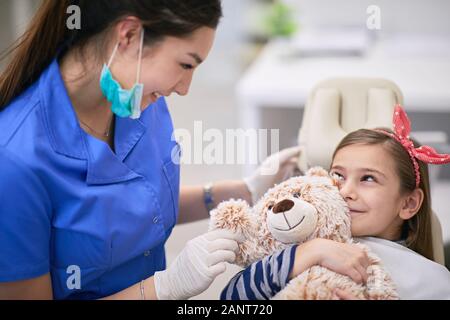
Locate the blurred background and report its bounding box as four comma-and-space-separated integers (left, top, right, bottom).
1, 0, 449, 299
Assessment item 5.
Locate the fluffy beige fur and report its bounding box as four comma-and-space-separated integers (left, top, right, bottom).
209, 167, 399, 300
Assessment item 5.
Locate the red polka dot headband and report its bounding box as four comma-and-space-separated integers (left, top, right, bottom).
376, 104, 450, 188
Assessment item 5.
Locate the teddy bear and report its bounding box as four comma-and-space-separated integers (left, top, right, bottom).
209, 167, 399, 300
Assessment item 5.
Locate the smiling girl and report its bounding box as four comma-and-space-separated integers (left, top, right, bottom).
222, 105, 450, 300
330, 130, 432, 259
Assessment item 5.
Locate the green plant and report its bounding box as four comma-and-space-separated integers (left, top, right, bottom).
264, 1, 298, 38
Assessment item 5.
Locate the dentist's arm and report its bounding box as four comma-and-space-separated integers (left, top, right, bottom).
178, 147, 301, 224
178, 181, 252, 224
0, 229, 240, 300
0, 272, 157, 300
105, 229, 241, 300
0, 274, 53, 300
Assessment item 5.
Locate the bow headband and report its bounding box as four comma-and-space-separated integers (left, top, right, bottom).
376, 105, 450, 188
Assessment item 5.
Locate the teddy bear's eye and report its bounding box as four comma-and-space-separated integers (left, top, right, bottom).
293, 192, 301, 198
268, 204, 274, 211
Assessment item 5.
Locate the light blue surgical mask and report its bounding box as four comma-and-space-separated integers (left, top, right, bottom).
100, 30, 145, 119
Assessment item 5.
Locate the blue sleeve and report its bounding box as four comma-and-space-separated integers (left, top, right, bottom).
0, 148, 52, 282
221, 245, 298, 300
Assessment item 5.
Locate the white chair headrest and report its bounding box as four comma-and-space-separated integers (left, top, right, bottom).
298, 78, 403, 170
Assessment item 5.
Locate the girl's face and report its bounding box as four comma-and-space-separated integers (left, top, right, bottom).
330, 144, 406, 240
110, 26, 216, 109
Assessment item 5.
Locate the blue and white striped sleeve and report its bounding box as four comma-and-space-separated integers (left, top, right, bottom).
220, 245, 298, 300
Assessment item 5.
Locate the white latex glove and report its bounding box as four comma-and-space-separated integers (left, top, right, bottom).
153, 229, 242, 300
244, 146, 302, 205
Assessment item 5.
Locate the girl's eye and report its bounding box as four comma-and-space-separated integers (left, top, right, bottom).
180, 63, 194, 70
362, 175, 376, 182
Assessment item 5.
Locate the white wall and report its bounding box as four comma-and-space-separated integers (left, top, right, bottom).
283, 0, 450, 35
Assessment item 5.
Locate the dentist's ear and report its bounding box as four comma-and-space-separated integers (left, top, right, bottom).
114, 17, 143, 50
399, 188, 424, 220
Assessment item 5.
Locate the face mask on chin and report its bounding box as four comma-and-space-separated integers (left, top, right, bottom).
99, 29, 145, 119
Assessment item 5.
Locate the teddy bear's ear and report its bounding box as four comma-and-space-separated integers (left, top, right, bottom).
306, 166, 329, 177
330, 176, 340, 187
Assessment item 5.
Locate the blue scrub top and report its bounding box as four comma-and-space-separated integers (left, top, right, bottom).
0, 58, 181, 299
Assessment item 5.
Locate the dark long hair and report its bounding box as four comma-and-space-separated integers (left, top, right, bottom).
332, 129, 434, 261
0, 0, 222, 109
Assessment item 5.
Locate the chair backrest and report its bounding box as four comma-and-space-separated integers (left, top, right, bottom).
297, 77, 445, 265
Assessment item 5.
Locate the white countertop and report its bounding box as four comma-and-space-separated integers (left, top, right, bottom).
236, 36, 450, 112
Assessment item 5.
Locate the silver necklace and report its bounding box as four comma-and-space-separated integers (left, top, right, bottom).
79, 115, 113, 137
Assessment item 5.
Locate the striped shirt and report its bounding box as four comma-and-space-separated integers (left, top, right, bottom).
220, 245, 298, 300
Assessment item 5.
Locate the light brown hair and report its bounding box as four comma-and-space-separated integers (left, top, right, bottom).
332, 128, 434, 261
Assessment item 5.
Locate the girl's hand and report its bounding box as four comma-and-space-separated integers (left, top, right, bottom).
291, 238, 370, 284
334, 288, 365, 300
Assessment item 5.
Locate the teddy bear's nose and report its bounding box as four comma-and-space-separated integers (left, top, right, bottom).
272, 199, 295, 214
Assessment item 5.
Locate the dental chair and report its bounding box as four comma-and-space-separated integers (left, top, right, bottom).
297, 78, 445, 265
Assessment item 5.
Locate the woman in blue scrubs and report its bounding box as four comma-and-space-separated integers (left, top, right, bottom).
0, 1, 301, 300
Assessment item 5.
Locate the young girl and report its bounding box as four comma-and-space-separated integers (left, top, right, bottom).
222, 105, 450, 300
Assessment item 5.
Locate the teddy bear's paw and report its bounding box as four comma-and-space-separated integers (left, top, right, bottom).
209, 199, 259, 267
352, 243, 399, 299
209, 199, 254, 238
365, 263, 400, 300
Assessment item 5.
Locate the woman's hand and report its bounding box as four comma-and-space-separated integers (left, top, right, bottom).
153, 229, 242, 300
244, 146, 302, 205
290, 238, 370, 284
